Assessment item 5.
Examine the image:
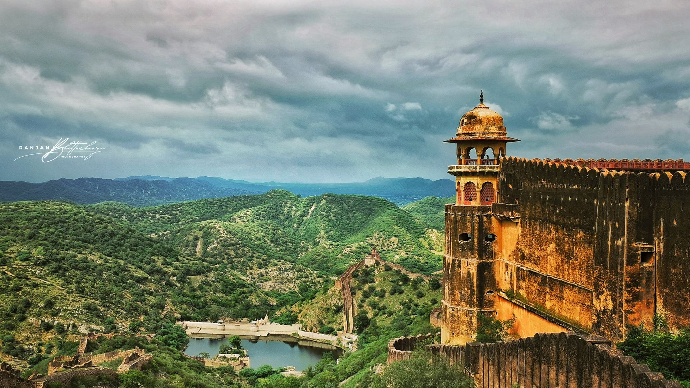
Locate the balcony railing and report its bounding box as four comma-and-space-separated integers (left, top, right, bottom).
461, 159, 498, 166
448, 164, 500, 174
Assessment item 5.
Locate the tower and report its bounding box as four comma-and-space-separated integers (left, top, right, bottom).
441, 92, 519, 344
444, 91, 519, 206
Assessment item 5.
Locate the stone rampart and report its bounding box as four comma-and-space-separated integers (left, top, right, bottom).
496, 157, 690, 340
388, 332, 683, 387
337, 259, 365, 333
117, 353, 153, 373
33, 367, 118, 388
338, 249, 432, 334
47, 346, 146, 375
0, 362, 30, 388
386, 334, 436, 363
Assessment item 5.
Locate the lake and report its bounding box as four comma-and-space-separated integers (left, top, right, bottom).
185, 337, 334, 371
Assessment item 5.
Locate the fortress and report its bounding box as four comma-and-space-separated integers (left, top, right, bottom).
441, 92, 690, 344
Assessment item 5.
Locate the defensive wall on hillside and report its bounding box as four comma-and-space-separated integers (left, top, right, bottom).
388, 332, 682, 387
336, 249, 431, 334
443, 157, 690, 343
0, 336, 151, 388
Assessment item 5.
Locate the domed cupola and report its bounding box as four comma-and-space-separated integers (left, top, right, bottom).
444, 91, 519, 206
456, 92, 507, 138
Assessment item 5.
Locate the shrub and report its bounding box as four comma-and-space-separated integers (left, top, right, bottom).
371, 351, 473, 388
617, 322, 690, 385
475, 313, 513, 343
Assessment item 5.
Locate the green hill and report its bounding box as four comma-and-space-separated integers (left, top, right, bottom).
91, 190, 442, 276
402, 196, 453, 231
0, 192, 445, 365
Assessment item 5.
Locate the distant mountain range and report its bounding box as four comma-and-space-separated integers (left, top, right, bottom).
0, 176, 454, 206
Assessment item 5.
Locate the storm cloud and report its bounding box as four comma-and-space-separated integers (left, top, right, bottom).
2, 0, 689, 182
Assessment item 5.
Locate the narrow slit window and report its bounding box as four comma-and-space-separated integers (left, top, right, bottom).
640, 251, 653, 265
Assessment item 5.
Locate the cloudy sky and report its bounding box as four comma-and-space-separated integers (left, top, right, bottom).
2, 0, 690, 183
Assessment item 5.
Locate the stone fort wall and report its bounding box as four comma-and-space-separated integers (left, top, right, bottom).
388, 332, 682, 388
443, 157, 690, 343
499, 157, 690, 340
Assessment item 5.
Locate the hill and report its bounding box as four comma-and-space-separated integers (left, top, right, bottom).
0, 192, 445, 366
0, 176, 454, 207
402, 196, 453, 231
0, 177, 260, 207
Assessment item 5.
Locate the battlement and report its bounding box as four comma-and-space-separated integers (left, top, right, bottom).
548, 157, 690, 171
506, 156, 690, 173
502, 156, 689, 191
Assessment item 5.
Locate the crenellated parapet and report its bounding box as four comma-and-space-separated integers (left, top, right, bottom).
545, 158, 690, 172
498, 155, 690, 339
388, 332, 682, 387
386, 334, 436, 364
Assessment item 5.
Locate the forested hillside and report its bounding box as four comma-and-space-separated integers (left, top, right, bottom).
0, 191, 445, 377
0, 176, 454, 207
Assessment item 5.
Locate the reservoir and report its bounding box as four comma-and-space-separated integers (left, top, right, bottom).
185, 337, 334, 371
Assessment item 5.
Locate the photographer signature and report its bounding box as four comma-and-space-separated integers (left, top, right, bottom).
14, 138, 105, 162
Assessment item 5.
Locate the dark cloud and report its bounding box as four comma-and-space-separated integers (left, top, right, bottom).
1, 0, 690, 182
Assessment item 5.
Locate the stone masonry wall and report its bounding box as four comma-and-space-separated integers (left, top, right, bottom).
33, 367, 118, 388
388, 333, 682, 388
498, 157, 690, 340
0, 362, 30, 388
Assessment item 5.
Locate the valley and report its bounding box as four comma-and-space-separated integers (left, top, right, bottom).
0, 191, 450, 387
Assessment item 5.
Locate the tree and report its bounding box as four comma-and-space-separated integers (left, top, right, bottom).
229, 335, 243, 350
475, 313, 513, 343
372, 351, 473, 388
156, 323, 189, 351
354, 311, 370, 334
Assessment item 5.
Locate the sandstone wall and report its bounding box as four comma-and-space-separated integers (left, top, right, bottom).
33, 367, 118, 388
388, 333, 682, 388
443, 205, 496, 343
0, 362, 30, 388
498, 158, 690, 340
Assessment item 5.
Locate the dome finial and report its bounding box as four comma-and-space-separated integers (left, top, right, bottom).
480, 90, 484, 104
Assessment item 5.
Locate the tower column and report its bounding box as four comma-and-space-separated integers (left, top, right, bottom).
442, 92, 520, 344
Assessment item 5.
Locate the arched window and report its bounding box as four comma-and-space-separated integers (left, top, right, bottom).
463, 182, 477, 204
480, 182, 495, 205
482, 147, 497, 165
465, 147, 478, 165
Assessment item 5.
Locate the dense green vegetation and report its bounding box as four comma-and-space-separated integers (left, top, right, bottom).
617, 321, 690, 387
0, 191, 446, 386
91, 190, 443, 276
14, 261, 443, 387
370, 350, 474, 388
288, 261, 443, 387
402, 196, 453, 231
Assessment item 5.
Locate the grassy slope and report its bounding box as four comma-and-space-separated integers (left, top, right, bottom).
0, 193, 446, 368
0, 191, 442, 384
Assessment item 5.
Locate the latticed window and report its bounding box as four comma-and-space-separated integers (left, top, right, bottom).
463, 182, 476, 203
480, 182, 495, 205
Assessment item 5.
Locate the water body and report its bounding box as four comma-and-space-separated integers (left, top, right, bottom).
185, 337, 333, 371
